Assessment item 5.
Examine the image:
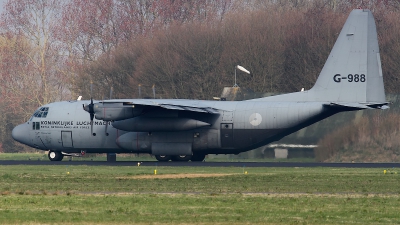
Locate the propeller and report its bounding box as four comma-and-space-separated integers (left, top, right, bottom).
89, 98, 94, 135
83, 82, 95, 136
83, 85, 113, 136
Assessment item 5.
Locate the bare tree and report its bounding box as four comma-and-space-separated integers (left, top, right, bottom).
0, 0, 68, 108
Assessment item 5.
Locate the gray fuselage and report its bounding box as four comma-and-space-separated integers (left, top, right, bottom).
13, 99, 336, 155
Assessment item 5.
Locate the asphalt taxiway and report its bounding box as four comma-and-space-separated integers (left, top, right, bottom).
0, 160, 400, 168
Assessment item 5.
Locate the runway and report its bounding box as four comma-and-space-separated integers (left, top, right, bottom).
1, 160, 400, 168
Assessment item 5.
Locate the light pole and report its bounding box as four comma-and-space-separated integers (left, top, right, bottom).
234, 65, 250, 87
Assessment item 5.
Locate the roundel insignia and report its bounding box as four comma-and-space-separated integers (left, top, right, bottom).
249, 113, 262, 126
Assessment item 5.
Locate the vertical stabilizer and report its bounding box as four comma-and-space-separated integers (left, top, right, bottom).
310, 9, 386, 103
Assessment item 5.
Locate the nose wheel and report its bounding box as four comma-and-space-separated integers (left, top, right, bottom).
48, 151, 64, 161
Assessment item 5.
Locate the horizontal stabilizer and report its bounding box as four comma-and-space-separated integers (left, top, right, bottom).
365, 102, 390, 109
324, 102, 389, 110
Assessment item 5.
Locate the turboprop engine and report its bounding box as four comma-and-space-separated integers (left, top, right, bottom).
83, 102, 144, 121
112, 117, 210, 132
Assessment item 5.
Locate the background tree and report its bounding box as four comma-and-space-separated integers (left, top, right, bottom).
0, 0, 68, 107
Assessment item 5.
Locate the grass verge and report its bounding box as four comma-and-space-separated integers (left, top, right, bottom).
0, 166, 399, 224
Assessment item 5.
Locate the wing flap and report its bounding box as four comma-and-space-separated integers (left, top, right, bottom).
159, 104, 186, 111
159, 104, 219, 114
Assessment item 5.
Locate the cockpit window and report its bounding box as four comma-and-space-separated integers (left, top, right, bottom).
31, 107, 49, 119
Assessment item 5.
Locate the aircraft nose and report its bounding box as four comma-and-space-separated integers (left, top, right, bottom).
12, 123, 30, 145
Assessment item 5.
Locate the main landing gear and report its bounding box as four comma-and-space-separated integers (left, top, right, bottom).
154, 154, 206, 162
48, 151, 64, 161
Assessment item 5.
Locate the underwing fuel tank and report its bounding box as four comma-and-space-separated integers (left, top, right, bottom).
112, 117, 210, 132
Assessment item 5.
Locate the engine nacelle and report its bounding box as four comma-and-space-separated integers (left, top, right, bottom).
93, 103, 143, 121
112, 117, 210, 132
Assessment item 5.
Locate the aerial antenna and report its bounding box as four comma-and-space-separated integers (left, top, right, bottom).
138, 84, 142, 98
152, 84, 156, 99
234, 65, 250, 87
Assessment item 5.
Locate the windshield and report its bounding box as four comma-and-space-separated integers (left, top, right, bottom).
29, 107, 49, 121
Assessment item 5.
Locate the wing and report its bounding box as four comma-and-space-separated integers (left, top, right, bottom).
88, 99, 222, 121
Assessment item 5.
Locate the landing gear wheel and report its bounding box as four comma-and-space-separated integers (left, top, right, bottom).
171, 155, 191, 162
191, 154, 206, 162
48, 151, 64, 161
155, 155, 172, 162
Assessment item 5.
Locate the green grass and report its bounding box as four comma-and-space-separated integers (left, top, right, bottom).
1, 166, 400, 224
1, 194, 399, 224
0, 166, 399, 193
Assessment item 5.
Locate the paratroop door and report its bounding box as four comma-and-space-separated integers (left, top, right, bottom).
61, 131, 73, 148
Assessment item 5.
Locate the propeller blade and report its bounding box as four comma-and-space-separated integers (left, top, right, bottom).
89, 98, 94, 136
90, 120, 93, 136
83, 82, 96, 136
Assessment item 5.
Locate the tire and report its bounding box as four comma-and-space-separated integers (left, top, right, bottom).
48, 151, 64, 161
155, 155, 172, 162
191, 154, 206, 162
171, 155, 191, 162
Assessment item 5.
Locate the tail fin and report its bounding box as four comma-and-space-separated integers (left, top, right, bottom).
310, 9, 386, 104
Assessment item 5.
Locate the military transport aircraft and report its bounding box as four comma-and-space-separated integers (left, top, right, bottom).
12, 9, 388, 162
